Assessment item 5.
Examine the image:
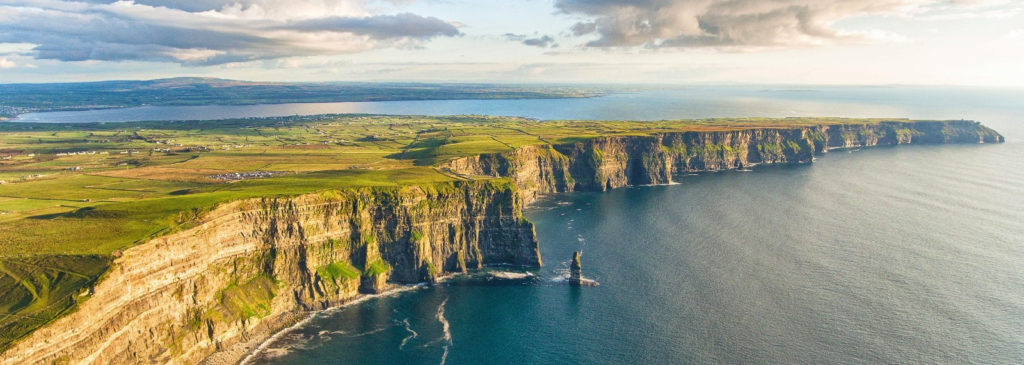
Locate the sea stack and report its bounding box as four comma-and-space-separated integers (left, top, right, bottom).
570, 251, 583, 285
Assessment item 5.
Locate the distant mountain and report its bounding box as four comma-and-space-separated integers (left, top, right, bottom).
132, 77, 286, 89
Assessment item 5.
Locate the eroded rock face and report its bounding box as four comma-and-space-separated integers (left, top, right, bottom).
569, 251, 582, 286
443, 121, 1004, 204
1, 120, 1002, 364
0, 182, 539, 365
359, 272, 389, 294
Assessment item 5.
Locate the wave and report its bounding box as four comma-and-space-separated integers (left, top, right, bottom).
436, 297, 452, 365
399, 318, 418, 350
240, 284, 425, 365
340, 325, 395, 338
489, 271, 534, 280
639, 181, 683, 186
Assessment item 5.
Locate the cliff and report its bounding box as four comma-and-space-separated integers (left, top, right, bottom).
443, 121, 1004, 203
0, 120, 1002, 364
0, 182, 538, 364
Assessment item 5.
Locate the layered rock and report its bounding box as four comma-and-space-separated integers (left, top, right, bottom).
0, 120, 1002, 364
443, 121, 1004, 203
0, 182, 539, 365
569, 251, 582, 286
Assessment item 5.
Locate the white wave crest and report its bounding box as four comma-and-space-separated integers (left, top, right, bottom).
490, 271, 534, 280
437, 297, 452, 365
400, 318, 418, 350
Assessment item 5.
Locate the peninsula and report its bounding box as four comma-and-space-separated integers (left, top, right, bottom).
0, 78, 604, 118
0, 116, 1003, 364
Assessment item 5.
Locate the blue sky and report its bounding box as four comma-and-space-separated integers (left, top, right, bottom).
0, 0, 1022, 86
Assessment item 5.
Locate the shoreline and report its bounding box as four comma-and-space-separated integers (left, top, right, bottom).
230, 139, 984, 363
0, 119, 1002, 364
228, 147, 871, 363
234, 274, 465, 364
233, 284, 425, 365
5, 94, 605, 123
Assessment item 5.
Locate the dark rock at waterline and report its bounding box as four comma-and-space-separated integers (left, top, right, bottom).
570, 251, 582, 285
569, 251, 598, 286
360, 271, 390, 294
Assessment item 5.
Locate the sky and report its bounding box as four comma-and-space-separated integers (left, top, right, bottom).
0, 0, 1022, 86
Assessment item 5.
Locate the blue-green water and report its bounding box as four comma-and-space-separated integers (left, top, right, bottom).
220, 87, 1023, 364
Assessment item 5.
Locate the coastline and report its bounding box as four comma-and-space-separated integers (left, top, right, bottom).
0, 119, 1003, 364
225, 167, 777, 363
234, 276, 462, 365
211, 120, 1007, 364
226, 166, 787, 364
5, 94, 605, 123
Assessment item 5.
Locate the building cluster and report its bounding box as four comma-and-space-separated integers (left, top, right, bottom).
219, 144, 252, 150
210, 171, 284, 181
0, 105, 32, 116
55, 151, 107, 156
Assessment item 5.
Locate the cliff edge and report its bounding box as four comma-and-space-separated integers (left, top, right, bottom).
0, 120, 1002, 364
1, 182, 538, 364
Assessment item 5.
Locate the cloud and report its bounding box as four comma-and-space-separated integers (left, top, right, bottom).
0, 0, 461, 65
908, 1, 1022, 20
503, 33, 527, 41
555, 0, 977, 50
523, 35, 558, 48
512, 64, 547, 75
569, 22, 597, 36
504, 33, 559, 48
281, 13, 460, 39
0, 57, 15, 68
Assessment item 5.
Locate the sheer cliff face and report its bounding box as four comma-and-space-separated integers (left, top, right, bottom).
0, 183, 539, 365
444, 121, 1004, 204
0, 120, 1002, 365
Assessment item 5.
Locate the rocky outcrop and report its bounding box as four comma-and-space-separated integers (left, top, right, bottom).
0, 182, 539, 365
443, 121, 1004, 204
0, 120, 1002, 364
569, 252, 582, 286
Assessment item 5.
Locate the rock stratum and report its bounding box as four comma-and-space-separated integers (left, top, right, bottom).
0, 120, 1003, 364
443, 121, 1004, 204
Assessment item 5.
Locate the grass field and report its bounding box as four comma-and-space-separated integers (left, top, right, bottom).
0, 114, 907, 350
